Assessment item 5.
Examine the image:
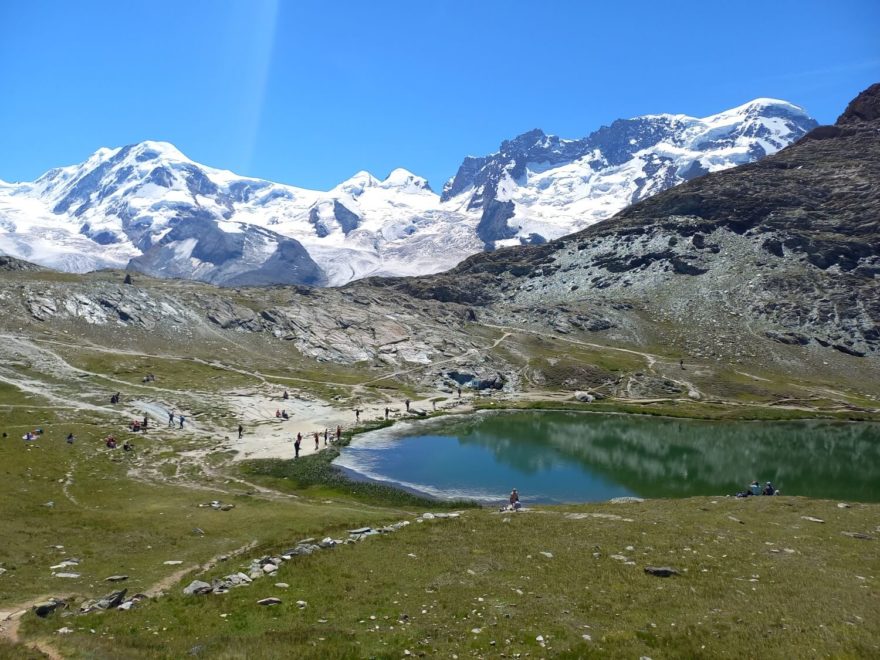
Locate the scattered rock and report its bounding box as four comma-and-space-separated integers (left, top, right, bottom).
539, 551, 553, 559
609, 497, 644, 504
274, 583, 289, 589
257, 598, 282, 606
644, 566, 680, 578
163, 560, 183, 566
841, 531, 874, 540
183, 580, 213, 595
296, 600, 307, 609
53, 572, 81, 579
801, 516, 825, 523
105, 575, 129, 582
837, 503, 851, 509
33, 599, 66, 617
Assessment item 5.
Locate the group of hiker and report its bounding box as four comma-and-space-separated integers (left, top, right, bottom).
737, 480, 779, 497
292, 426, 342, 458
104, 435, 134, 451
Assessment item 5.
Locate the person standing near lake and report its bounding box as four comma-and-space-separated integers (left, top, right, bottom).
168, 411, 174, 427
336, 425, 342, 443
314, 431, 319, 451
238, 424, 243, 439
405, 399, 411, 412
324, 428, 328, 446
294, 433, 301, 459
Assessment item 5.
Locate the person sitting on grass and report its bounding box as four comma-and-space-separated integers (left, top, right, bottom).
509, 488, 521, 511
106, 436, 117, 449
763, 481, 776, 496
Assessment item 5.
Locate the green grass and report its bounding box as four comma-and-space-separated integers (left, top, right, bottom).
21, 497, 880, 659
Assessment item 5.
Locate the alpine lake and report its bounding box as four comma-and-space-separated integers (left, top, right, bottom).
333, 410, 880, 504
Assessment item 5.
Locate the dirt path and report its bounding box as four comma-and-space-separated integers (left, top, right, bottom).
0, 596, 67, 660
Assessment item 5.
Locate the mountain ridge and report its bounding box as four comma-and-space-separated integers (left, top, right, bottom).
0, 98, 817, 286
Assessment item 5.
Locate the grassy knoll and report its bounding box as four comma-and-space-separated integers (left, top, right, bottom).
20, 497, 880, 659
0, 394, 395, 610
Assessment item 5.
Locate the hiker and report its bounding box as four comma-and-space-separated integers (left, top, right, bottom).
142, 416, 148, 432
324, 428, 329, 446
385, 407, 390, 420
275, 409, 281, 419
123, 440, 133, 452
355, 408, 360, 422
168, 411, 175, 427
336, 425, 341, 443
294, 434, 301, 459
405, 399, 411, 412
66, 433, 75, 444
131, 420, 141, 432
283, 391, 289, 400
749, 480, 762, 496
314, 431, 319, 451
432, 400, 436, 410
281, 410, 289, 420
763, 481, 776, 496
509, 488, 521, 511
238, 424, 243, 439
457, 387, 462, 398
106, 436, 117, 449
179, 414, 185, 429
679, 359, 685, 370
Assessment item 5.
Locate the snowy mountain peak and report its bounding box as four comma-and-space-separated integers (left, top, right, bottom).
126, 140, 191, 163
334, 170, 380, 197
381, 168, 433, 192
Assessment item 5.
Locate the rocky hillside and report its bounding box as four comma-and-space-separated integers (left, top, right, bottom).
388, 84, 880, 364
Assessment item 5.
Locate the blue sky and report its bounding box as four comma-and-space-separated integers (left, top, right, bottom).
1, 0, 878, 190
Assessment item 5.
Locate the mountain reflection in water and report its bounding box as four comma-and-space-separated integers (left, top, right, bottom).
335, 412, 880, 503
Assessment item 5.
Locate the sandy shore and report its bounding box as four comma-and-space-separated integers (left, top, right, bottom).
222, 391, 472, 462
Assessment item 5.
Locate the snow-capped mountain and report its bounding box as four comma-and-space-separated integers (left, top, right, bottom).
442, 98, 818, 248
0, 99, 816, 286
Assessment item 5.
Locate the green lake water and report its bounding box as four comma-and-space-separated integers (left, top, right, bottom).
333, 411, 880, 504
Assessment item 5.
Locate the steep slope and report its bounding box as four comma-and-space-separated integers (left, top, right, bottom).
0, 100, 814, 286
442, 99, 817, 248
390, 84, 880, 362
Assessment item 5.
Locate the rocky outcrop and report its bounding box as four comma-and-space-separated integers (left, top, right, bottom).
390, 84, 880, 359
